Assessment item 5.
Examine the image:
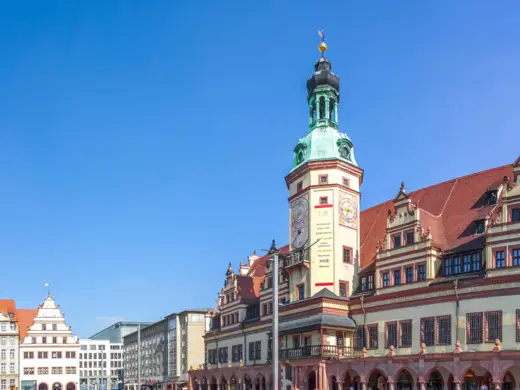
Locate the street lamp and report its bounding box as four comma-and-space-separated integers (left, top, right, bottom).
267, 240, 279, 390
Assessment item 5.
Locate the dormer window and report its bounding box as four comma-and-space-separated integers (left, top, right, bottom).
8, 313, 13, 319
486, 190, 497, 205
475, 220, 485, 235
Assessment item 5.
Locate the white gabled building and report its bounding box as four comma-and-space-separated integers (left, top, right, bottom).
19, 295, 80, 390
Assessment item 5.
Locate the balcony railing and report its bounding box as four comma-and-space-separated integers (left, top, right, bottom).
279, 345, 359, 360
283, 250, 309, 269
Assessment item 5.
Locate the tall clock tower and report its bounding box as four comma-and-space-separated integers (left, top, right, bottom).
285, 35, 363, 300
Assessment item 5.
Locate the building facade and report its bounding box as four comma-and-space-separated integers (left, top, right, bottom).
19, 295, 80, 390
166, 310, 211, 390
188, 37, 520, 390
1, 300, 19, 390
78, 340, 123, 390
90, 324, 152, 346
123, 320, 168, 390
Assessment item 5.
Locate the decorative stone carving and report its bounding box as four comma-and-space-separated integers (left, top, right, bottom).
419, 343, 427, 355
453, 340, 462, 353
239, 359, 243, 367
492, 338, 501, 352
387, 345, 396, 357
361, 347, 368, 358
228, 360, 231, 367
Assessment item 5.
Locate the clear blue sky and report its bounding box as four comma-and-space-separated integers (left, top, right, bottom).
1, 1, 519, 337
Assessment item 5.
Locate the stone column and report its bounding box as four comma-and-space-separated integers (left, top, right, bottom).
361, 382, 366, 390
493, 382, 501, 390
337, 381, 343, 390
453, 381, 461, 390
419, 381, 426, 390
387, 379, 395, 390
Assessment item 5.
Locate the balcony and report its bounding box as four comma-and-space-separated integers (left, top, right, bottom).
279, 345, 359, 360
283, 250, 309, 269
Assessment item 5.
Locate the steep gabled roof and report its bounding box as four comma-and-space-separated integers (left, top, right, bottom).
17, 309, 37, 341
359, 164, 513, 267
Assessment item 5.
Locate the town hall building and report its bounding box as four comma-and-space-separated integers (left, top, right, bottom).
189, 36, 520, 390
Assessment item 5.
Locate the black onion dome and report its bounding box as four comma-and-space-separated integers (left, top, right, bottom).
306, 57, 340, 98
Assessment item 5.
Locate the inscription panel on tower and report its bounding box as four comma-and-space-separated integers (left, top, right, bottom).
339, 191, 358, 229
315, 204, 333, 268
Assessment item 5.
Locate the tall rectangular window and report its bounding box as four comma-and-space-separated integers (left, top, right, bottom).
400, 321, 412, 347
467, 312, 483, 344
514, 249, 520, 266
405, 267, 413, 283
512, 208, 520, 221
354, 327, 365, 350
298, 284, 305, 300
393, 236, 401, 249
437, 315, 452, 345
454, 256, 461, 274
463, 255, 471, 273
339, 282, 347, 297
406, 231, 414, 245
343, 247, 352, 263
421, 317, 435, 346
394, 270, 401, 285
495, 251, 505, 268
248, 343, 255, 361
382, 272, 390, 287
367, 274, 373, 290
516, 310, 520, 342
386, 322, 397, 349
418, 264, 426, 281
254, 341, 261, 360
471, 252, 481, 271
485, 311, 502, 342
444, 258, 452, 276
368, 324, 378, 349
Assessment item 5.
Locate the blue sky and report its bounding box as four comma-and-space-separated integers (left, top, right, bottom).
0, 1, 519, 337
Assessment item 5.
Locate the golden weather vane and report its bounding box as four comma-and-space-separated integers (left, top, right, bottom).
317, 29, 328, 56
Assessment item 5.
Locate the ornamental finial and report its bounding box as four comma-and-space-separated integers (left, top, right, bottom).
317, 29, 327, 56
400, 181, 406, 193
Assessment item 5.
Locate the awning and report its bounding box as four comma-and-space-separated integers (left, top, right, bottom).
279, 313, 356, 336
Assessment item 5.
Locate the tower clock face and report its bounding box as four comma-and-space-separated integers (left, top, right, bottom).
291, 197, 309, 249
339, 197, 358, 226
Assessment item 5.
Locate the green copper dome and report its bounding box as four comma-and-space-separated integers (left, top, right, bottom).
291, 126, 358, 172
290, 49, 358, 172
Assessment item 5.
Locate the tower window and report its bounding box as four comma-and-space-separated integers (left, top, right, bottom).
329, 98, 336, 122
343, 247, 352, 263
297, 181, 303, 192
339, 282, 348, 297
319, 96, 325, 119
319, 174, 328, 184
319, 197, 328, 205
342, 177, 349, 187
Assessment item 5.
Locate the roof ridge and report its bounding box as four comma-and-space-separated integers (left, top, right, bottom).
435, 179, 458, 217
361, 164, 510, 213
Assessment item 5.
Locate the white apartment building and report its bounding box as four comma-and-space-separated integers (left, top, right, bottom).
0, 301, 18, 390
19, 295, 80, 390
79, 340, 123, 390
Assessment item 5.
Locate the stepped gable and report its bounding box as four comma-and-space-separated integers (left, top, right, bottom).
359, 164, 513, 268
235, 245, 290, 302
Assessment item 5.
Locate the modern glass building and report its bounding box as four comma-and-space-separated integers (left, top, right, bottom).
89, 322, 152, 344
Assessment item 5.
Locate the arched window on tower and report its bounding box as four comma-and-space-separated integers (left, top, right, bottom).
310, 104, 317, 122
329, 98, 336, 122
319, 96, 325, 119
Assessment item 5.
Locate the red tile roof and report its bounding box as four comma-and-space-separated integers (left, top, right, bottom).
17, 309, 37, 342
360, 164, 513, 267
0, 300, 16, 319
